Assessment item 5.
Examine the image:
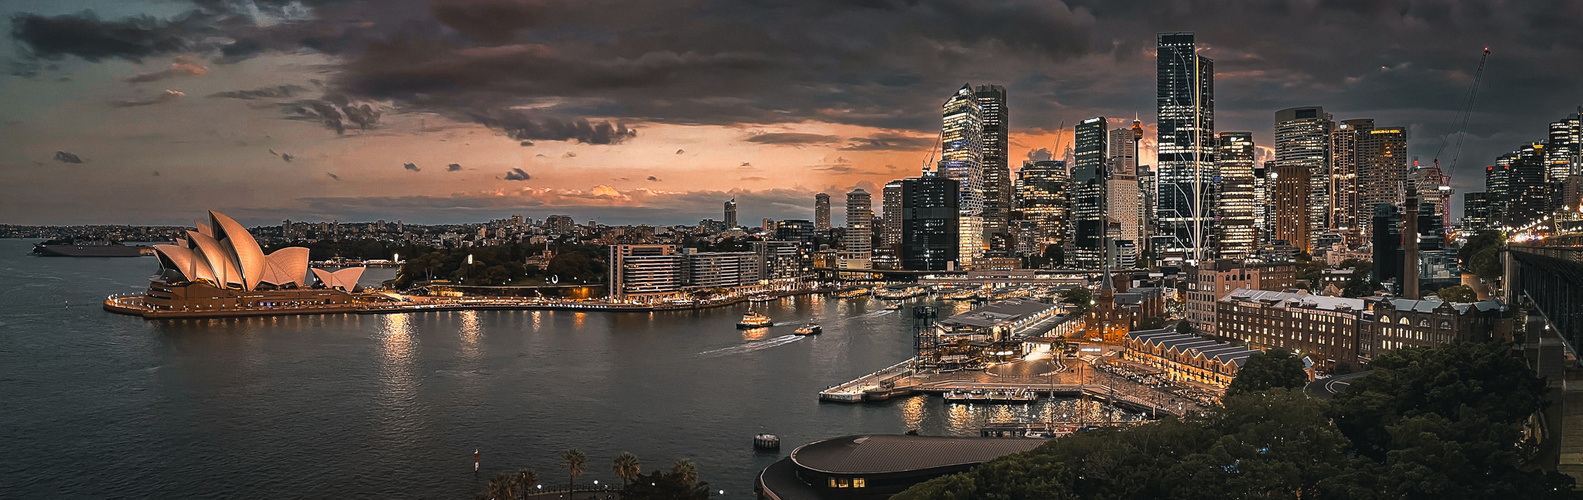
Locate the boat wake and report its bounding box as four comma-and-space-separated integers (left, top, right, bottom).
698, 335, 804, 357
857, 309, 895, 319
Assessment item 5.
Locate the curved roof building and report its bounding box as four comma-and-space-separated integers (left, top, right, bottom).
150, 211, 353, 292
756, 434, 1043, 499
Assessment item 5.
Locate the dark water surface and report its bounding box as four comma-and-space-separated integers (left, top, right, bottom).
1, 239, 1072, 498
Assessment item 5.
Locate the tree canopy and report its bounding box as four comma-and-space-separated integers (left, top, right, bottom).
897, 341, 1577, 500
1223, 348, 1308, 397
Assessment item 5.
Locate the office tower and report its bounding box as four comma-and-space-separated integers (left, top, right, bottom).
1252, 166, 1269, 244
281, 219, 291, 240
1271, 164, 1311, 252
1506, 142, 1549, 228
1356, 125, 1408, 241
775, 219, 815, 244
1486, 158, 1512, 226
1463, 192, 1490, 231
724, 198, 738, 229
1139, 167, 1157, 250
976, 85, 1011, 254
1215, 132, 1257, 259
1017, 160, 1070, 254
1410, 162, 1451, 233
1547, 113, 1581, 181
1274, 106, 1333, 251
1330, 119, 1366, 244
1156, 32, 1216, 262
814, 193, 831, 231
1109, 122, 1144, 249
882, 180, 904, 248
1372, 203, 1404, 292
900, 176, 960, 270
936, 84, 985, 266
1072, 117, 1109, 268
844, 188, 873, 257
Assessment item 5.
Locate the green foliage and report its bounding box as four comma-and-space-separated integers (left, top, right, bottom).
1224, 348, 1308, 397
1174, 320, 1193, 335
1433, 284, 1477, 302
899, 342, 1579, 500
393, 242, 606, 289
1296, 261, 1326, 290
1060, 287, 1092, 314
1471, 246, 1501, 283
1137, 316, 1167, 330
619, 468, 710, 500
1339, 259, 1378, 298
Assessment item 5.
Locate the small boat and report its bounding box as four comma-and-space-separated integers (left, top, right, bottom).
737, 311, 772, 329
884, 303, 902, 310
748, 294, 775, 302
794, 322, 822, 335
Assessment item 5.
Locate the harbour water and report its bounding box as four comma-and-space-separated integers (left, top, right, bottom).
0, 239, 1113, 498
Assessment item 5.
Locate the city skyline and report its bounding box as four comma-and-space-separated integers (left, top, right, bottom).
4, 1, 1582, 227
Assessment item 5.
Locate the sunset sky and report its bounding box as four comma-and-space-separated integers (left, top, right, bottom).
3, 0, 1580, 227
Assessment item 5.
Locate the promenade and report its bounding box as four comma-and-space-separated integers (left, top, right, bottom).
104, 288, 827, 319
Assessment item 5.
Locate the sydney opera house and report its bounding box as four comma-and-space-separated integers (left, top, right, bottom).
104, 211, 367, 319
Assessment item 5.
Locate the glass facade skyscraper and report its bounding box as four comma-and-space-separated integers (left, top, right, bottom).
1016, 160, 1069, 254
900, 176, 960, 271
1274, 106, 1333, 252
1215, 132, 1257, 259
975, 85, 1011, 254
1073, 117, 1108, 268
936, 84, 985, 266
1155, 32, 1216, 263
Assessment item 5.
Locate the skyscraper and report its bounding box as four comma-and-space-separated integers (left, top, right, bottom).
936, 84, 985, 266
1072, 117, 1108, 268
975, 85, 1011, 254
1156, 32, 1216, 262
1271, 164, 1312, 252
882, 180, 904, 248
724, 198, 738, 229
1330, 119, 1367, 244
1274, 106, 1333, 251
1215, 132, 1257, 259
901, 176, 960, 270
1356, 125, 1408, 241
1252, 165, 1269, 244
1546, 113, 1581, 182
1016, 160, 1069, 256
1506, 142, 1549, 228
814, 193, 831, 231
1108, 121, 1145, 250
844, 188, 873, 258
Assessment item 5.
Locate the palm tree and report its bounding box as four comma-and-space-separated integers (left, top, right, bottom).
561, 448, 586, 493
612, 452, 641, 487
514, 468, 538, 500
670, 459, 699, 487
486, 473, 518, 500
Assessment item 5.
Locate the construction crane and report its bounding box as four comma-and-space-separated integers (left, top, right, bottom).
1430, 46, 1491, 230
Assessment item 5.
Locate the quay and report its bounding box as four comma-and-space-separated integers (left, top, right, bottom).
820, 357, 1199, 418
103, 287, 829, 320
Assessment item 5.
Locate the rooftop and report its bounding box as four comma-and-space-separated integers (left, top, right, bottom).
939, 298, 1057, 328
1220, 288, 1366, 312
790, 435, 1043, 475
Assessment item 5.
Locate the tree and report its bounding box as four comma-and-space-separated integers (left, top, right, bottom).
1174, 320, 1194, 335
1471, 246, 1501, 283
613, 451, 641, 487
561, 448, 586, 493
482, 473, 519, 500
620, 469, 710, 500
1433, 284, 1477, 302
669, 459, 699, 487
515, 469, 538, 500
1224, 348, 1308, 396
1060, 287, 1093, 314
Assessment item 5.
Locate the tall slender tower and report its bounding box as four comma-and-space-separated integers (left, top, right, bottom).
937, 84, 985, 266
814, 193, 831, 231
1108, 124, 1143, 254
1215, 132, 1257, 260
844, 189, 873, 258
975, 85, 1011, 255
724, 198, 738, 229
1274, 106, 1333, 253
1357, 125, 1408, 241
882, 180, 904, 248
1072, 118, 1109, 268
1155, 32, 1216, 263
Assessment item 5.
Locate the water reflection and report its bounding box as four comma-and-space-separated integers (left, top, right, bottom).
376, 313, 421, 448
741, 327, 770, 340
531, 311, 542, 331
899, 395, 926, 430
458, 310, 481, 361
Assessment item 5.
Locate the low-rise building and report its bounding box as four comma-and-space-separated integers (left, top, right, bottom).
936, 298, 1062, 342
1122, 328, 1256, 388
1357, 296, 1508, 362
1186, 260, 1297, 337
1214, 289, 1365, 369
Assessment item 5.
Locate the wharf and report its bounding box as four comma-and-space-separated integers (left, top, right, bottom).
820, 357, 1196, 418
104, 288, 823, 319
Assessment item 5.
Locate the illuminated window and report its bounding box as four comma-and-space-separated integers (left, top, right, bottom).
838, 478, 850, 488
854, 478, 866, 488
828, 478, 837, 488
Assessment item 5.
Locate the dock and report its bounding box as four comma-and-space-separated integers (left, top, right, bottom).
820, 358, 1195, 418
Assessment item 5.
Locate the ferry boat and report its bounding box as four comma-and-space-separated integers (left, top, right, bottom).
884, 303, 902, 310
737, 311, 773, 329
793, 322, 822, 335
834, 288, 871, 299
748, 294, 775, 303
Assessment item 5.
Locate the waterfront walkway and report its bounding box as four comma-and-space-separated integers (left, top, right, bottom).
104, 288, 824, 319
821, 356, 1208, 418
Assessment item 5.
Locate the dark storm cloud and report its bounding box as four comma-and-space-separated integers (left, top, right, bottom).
839, 133, 936, 151
448, 163, 463, 171
504, 167, 531, 180
403, 162, 420, 171
209, 85, 308, 100
287, 94, 383, 134
462, 108, 635, 144
745, 133, 840, 146
53, 151, 83, 163
9, 11, 209, 62
1026, 148, 1053, 162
